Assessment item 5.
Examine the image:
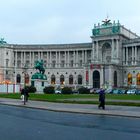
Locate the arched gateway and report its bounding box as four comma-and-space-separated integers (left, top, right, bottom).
93, 70, 100, 88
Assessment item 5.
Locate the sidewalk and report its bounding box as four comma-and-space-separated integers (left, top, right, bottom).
0, 98, 140, 118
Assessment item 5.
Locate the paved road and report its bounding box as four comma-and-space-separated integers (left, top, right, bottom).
0, 105, 140, 140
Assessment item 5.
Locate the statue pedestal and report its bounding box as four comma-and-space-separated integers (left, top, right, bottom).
31, 79, 48, 93
31, 72, 48, 93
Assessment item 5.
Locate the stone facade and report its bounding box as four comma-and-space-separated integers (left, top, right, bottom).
0, 20, 140, 89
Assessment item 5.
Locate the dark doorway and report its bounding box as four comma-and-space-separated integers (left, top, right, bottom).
114, 71, 117, 87
16, 74, 21, 84
93, 70, 100, 88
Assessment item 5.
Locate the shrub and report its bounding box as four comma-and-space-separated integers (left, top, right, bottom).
29, 86, 36, 93
61, 87, 72, 94
25, 85, 36, 93
43, 86, 54, 94
78, 87, 90, 94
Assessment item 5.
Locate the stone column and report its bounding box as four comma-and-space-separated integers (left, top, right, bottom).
32, 52, 34, 67
135, 46, 137, 65
65, 51, 67, 67
59, 51, 60, 68
76, 50, 78, 67
56, 51, 58, 68
21, 51, 23, 67
50, 51, 52, 68
123, 47, 125, 65
100, 66, 104, 88
85, 50, 87, 64
73, 51, 76, 67
47, 52, 49, 67
111, 39, 114, 62
126, 47, 128, 65
68, 51, 70, 67
15, 51, 17, 67
132, 46, 134, 65
92, 42, 95, 62
109, 66, 113, 88
82, 50, 84, 65
116, 39, 119, 59
96, 41, 99, 62
41, 51, 43, 60
24, 51, 26, 66
30, 51, 32, 67
38, 51, 40, 60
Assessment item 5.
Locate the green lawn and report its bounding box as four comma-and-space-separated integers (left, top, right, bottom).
0, 93, 140, 106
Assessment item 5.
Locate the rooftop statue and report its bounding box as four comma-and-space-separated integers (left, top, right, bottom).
102, 17, 111, 26
0, 38, 7, 44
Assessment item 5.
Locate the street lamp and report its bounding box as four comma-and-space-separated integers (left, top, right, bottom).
74, 80, 77, 90
23, 64, 28, 87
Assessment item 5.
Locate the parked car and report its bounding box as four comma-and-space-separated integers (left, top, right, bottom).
72, 89, 79, 94
135, 90, 140, 95
55, 89, 61, 94
112, 89, 122, 94
105, 88, 113, 94
126, 89, 136, 94
119, 89, 126, 94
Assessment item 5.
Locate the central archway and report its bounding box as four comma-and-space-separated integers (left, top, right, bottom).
93, 70, 100, 88
114, 71, 117, 87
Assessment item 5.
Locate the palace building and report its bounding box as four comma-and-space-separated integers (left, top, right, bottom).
1, 19, 140, 89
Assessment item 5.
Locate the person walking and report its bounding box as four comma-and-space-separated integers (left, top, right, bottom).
98, 88, 105, 110
20, 87, 29, 104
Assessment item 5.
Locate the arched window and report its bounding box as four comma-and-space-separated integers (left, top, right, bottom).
51, 75, 55, 84
60, 75, 65, 85
16, 74, 21, 84
25, 73, 29, 84
128, 73, 132, 85
69, 75, 73, 85
137, 73, 140, 85
78, 75, 82, 85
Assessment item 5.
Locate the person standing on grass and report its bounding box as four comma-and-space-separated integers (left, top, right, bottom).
98, 88, 105, 110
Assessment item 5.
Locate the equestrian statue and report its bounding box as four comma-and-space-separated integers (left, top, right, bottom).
34, 60, 45, 74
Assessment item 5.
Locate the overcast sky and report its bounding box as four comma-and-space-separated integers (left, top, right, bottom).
0, 0, 140, 44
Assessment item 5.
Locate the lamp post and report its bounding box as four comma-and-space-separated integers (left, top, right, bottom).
74, 80, 77, 90
23, 64, 28, 88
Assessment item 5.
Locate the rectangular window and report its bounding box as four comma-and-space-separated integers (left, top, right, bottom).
79, 60, 82, 67
52, 61, 56, 68
70, 60, 73, 67
6, 59, 9, 67
61, 60, 65, 67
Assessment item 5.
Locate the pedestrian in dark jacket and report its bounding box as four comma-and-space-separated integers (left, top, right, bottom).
21, 87, 29, 102
98, 89, 105, 110
24, 87, 29, 102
